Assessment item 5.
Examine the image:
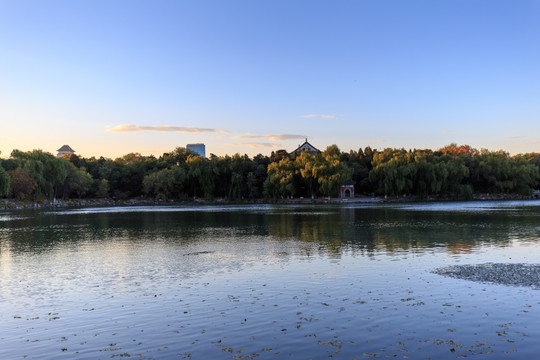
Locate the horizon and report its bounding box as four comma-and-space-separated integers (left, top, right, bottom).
1, 1, 539, 159
1, 140, 536, 161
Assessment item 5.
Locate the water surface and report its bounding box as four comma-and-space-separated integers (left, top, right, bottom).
1, 201, 540, 359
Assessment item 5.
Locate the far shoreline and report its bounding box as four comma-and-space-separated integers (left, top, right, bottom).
1, 193, 538, 211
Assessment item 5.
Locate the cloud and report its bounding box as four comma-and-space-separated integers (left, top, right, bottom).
300, 114, 336, 119
106, 124, 228, 134
507, 136, 527, 139
226, 142, 281, 149
234, 134, 306, 141
363, 139, 385, 143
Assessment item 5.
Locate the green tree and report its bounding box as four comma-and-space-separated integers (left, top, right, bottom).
143, 167, 186, 200
369, 149, 415, 196
10, 150, 68, 200
295, 151, 318, 198
8, 168, 37, 200
264, 157, 298, 199
313, 146, 353, 197
228, 154, 252, 199
0, 165, 9, 197
62, 164, 93, 199
186, 155, 217, 199
95, 179, 110, 198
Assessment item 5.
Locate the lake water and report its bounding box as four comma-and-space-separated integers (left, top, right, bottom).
1, 201, 540, 359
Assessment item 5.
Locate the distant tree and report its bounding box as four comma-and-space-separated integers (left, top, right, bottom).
264, 157, 298, 199
313, 146, 352, 197
8, 168, 37, 200
345, 148, 371, 195
295, 152, 318, 198
438, 143, 479, 157
143, 167, 186, 200
246, 172, 259, 199
270, 149, 289, 163
186, 155, 216, 199
0, 166, 9, 197
369, 149, 415, 195
159, 147, 197, 168
62, 164, 93, 199
228, 154, 252, 199
95, 179, 110, 198
10, 150, 68, 200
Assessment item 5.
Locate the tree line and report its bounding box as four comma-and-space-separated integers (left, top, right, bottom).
0, 143, 539, 202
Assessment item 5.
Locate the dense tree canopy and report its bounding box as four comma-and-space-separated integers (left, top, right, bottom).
0, 144, 538, 201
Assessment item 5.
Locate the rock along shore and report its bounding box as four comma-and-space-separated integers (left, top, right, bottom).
0, 192, 536, 211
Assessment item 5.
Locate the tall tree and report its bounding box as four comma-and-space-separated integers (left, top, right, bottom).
264, 157, 298, 199
0, 165, 9, 197
8, 168, 37, 200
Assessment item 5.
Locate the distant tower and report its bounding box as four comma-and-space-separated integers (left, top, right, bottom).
57, 145, 75, 158
186, 143, 206, 157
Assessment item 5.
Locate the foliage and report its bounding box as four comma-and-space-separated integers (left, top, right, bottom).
143, 167, 186, 200
265, 157, 297, 199
61, 164, 93, 199
0, 165, 10, 197
10, 150, 68, 200
1, 143, 538, 202
8, 168, 37, 200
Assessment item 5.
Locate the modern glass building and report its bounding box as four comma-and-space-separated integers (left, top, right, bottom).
186, 143, 206, 157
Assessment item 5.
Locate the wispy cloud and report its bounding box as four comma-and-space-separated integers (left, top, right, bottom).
300, 114, 336, 119
226, 142, 281, 149
106, 124, 229, 134
507, 135, 527, 139
234, 134, 306, 141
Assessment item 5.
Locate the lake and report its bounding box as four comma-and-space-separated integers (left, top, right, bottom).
1, 201, 540, 359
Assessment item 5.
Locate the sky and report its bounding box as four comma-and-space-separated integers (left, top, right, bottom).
1, 0, 539, 159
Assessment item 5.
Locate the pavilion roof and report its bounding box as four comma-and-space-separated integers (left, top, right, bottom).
57, 145, 75, 152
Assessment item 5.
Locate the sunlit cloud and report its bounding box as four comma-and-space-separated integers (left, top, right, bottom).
442, 129, 452, 134
106, 124, 229, 134
234, 134, 306, 141
226, 142, 281, 149
300, 114, 336, 119
507, 135, 527, 139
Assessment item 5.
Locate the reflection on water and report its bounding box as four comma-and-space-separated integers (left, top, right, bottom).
1, 201, 540, 359
4, 202, 539, 257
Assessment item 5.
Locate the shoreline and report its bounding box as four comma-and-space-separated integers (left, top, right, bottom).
0, 193, 537, 211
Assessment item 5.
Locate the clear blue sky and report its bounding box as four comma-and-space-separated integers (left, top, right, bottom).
1, 0, 539, 158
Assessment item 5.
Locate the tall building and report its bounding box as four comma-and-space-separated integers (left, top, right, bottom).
186, 143, 206, 157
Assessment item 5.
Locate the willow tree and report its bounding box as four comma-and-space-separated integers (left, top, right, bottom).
7, 168, 37, 200
10, 150, 68, 200
295, 152, 318, 198
186, 155, 218, 199
314, 146, 353, 197
369, 149, 415, 196
143, 167, 186, 200
264, 157, 298, 199
0, 165, 9, 197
